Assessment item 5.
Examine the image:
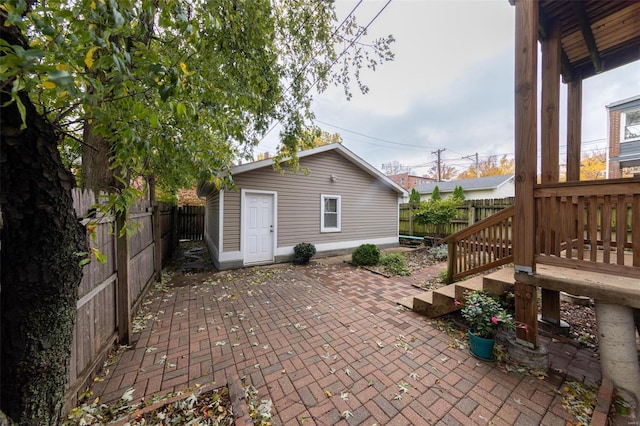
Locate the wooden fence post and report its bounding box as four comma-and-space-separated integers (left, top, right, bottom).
116, 209, 131, 344
468, 200, 476, 225
153, 203, 162, 282
409, 204, 414, 236
446, 241, 455, 284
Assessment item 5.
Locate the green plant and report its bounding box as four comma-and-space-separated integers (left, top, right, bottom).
459, 290, 515, 338
409, 188, 421, 203
428, 244, 448, 262
413, 199, 459, 228
351, 244, 380, 266
293, 242, 316, 264
452, 185, 465, 201
431, 185, 441, 201
379, 253, 411, 276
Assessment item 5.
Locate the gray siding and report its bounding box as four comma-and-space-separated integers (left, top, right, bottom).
205, 191, 219, 252
225, 150, 399, 250
223, 190, 241, 251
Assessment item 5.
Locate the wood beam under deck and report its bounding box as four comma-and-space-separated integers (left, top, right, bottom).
514, 0, 539, 347
540, 18, 562, 328
570, 1, 603, 74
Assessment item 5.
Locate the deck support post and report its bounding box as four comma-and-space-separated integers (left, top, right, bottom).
513, 0, 539, 349
539, 18, 563, 330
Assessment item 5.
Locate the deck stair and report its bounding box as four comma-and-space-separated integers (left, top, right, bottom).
398, 267, 515, 318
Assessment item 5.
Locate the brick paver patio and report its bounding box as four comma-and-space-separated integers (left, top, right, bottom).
89, 257, 602, 425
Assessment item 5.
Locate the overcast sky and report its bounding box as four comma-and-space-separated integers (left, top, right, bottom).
257, 0, 640, 177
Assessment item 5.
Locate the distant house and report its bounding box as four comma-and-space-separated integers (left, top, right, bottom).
413, 175, 515, 201
197, 143, 407, 270
607, 95, 640, 178
387, 172, 435, 190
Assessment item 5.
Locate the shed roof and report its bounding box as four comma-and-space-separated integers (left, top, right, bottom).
414, 175, 514, 195
198, 143, 407, 196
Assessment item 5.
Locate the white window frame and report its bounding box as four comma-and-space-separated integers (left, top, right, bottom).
621, 108, 640, 143
321, 194, 341, 233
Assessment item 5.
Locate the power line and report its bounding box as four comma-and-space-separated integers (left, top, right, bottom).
259, 0, 391, 145
316, 119, 432, 148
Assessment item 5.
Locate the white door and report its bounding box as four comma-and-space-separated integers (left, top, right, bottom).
244, 193, 274, 264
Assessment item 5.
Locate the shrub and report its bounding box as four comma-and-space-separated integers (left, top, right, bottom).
409, 188, 421, 203
431, 185, 441, 201
428, 244, 448, 262
413, 199, 459, 226
351, 244, 380, 266
379, 253, 411, 276
452, 185, 465, 201
293, 242, 316, 264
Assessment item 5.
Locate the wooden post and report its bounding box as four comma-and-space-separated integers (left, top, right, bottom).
116, 209, 131, 344
446, 241, 456, 284
514, 0, 539, 347
540, 18, 562, 327
149, 175, 162, 282
153, 204, 162, 282
566, 76, 582, 182
409, 204, 414, 237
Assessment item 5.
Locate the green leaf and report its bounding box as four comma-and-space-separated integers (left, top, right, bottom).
46, 70, 74, 87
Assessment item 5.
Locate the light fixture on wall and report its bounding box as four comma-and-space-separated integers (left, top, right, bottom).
329, 174, 337, 182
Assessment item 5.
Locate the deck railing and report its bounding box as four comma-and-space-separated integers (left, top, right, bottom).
440, 205, 515, 283
533, 178, 640, 279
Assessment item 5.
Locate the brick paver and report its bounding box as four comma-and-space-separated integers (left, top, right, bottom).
87, 259, 602, 425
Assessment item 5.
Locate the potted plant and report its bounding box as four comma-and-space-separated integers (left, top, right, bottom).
293, 242, 316, 265
460, 290, 515, 360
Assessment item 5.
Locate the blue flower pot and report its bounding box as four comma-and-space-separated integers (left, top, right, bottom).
468, 330, 495, 361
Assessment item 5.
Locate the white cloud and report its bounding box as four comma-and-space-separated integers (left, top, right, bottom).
259, 1, 640, 176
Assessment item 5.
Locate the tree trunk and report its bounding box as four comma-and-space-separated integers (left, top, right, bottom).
81, 119, 117, 192
1, 89, 86, 423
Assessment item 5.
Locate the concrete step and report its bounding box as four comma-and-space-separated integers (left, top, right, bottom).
409, 266, 516, 319
454, 275, 485, 302
482, 267, 516, 295
413, 285, 458, 318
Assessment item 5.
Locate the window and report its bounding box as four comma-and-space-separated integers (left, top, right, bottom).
321, 194, 341, 232
622, 108, 640, 142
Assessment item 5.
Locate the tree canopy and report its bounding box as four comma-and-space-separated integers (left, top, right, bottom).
457, 155, 514, 180
579, 150, 606, 181
1, 1, 394, 422
2, 0, 394, 195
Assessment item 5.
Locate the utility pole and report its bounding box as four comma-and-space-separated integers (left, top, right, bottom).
463, 153, 480, 178
431, 148, 445, 182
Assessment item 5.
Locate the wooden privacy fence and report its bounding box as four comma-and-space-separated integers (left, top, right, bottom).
178, 205, 205, 241
66, 188, 178, 412
399, 198, 514, 239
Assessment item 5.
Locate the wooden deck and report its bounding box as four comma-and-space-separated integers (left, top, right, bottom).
516, 263, 640, 309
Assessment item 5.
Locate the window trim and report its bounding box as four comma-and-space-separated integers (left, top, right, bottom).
621, 108, 640, 143
321, 194, 341, 233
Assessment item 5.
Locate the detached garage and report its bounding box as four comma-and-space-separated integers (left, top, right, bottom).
197, 143, 407, 270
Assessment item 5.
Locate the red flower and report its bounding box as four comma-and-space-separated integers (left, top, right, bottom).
491, 316, 499, 325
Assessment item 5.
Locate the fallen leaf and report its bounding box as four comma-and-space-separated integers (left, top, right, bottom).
341, 410, 353, 419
